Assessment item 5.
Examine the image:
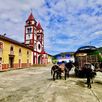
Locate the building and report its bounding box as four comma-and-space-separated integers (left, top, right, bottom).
0, 12, 49, 71
47, 54, 53, 64
52, 52, 75, 64
24, 12, 48, 64
0, 35, 33, 71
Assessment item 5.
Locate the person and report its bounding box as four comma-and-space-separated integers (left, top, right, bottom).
57, 61, 66, 79
83, 63, 93, 88
59, 61, 65, 71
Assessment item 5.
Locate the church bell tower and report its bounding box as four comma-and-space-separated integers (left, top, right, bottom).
24, 12, 37, 50
36, 22, 44, 53
24, 12, 47, 64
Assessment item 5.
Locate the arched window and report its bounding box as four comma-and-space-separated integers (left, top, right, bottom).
10, 45, 14, 55
19, 48, 22, 56
10, 46, 13, 51
38, 44, 41, 50
27, 51, 29, 57
29, 28, 32, 33
27, 27, 32, 33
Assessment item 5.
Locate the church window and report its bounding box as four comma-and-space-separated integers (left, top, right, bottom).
10, 45, 14, 55
27, 28, 30, 33
10, 46, 13, 51
37, 35, 40, 40
19, 48, 22, 56
29, 28, 32, 33
27, 27, 32, 33
27, 51, 29, 57
38, 44, 41, 50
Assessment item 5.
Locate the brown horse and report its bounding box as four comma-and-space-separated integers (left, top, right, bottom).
51, 61, 74, 80
51, 64, 67, 80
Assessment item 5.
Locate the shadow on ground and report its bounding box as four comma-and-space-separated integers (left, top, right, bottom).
76, 80, 86, 87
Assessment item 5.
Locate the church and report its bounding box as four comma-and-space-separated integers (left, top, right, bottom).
0, 12, 49, 71
24, 12, 48, 64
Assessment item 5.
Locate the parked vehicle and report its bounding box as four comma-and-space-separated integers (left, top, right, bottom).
74, 46, 101, 77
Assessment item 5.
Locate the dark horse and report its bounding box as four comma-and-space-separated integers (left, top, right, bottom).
82, 63, 96, 88
51, 65, 60, 80
51, 61, 74, 80
65, 61, 74, 77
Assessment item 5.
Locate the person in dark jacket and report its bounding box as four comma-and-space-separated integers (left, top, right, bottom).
83, 63, 96, 88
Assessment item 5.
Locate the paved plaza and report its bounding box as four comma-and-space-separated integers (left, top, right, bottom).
0, 66, 102, 102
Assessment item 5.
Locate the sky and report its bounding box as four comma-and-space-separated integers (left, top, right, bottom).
0, 0, 102, 55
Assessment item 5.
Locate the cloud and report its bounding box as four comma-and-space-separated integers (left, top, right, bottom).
0, 0, 102, 55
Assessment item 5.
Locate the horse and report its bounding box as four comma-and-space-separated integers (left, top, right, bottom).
51, 63, 67, 80
51, 65, 60, 80
82, 63, 96, 88
65, 61, 75, 77
51, 61, 74, 80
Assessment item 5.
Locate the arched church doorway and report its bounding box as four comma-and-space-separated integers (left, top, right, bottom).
38, 55, 42, 64
33, 56, 36, 64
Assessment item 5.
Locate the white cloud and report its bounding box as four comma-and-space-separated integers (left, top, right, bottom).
0, 0, 102, 55
93, 30, 102, 35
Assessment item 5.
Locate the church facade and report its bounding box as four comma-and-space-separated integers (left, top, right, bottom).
0, 12, 49, 71
24, 12, 48, 64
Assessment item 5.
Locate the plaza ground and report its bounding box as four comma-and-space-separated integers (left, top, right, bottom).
0, 66, 102, 102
